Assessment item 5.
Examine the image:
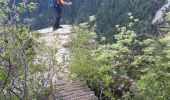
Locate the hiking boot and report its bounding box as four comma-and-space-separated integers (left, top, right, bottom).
53, 26, 62, 31
57, 26, 62, 28
53, 27, 58, 31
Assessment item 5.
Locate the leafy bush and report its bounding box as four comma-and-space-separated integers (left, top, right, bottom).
69, 15, 170, 100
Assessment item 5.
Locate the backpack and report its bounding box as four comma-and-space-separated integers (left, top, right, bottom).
49, 0, 56, 8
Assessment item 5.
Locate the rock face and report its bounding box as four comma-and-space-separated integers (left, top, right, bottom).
152, 0, 170, 24
38, 25, 98, 100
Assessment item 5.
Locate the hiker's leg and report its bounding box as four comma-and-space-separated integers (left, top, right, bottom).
54, 5, 62, 28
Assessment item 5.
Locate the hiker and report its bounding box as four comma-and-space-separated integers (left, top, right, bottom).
53, 0, 72, 31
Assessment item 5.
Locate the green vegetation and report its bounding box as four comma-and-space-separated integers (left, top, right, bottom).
69, 15, 170, 99
1, 0, 170, 100
0, 1, 59, 99
27, 0, 165, 42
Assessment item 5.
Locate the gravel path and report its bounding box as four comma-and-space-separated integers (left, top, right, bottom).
37, 25, 98, 100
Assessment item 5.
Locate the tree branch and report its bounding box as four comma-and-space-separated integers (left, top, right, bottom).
1, 62, 12, 93
7, 88, 22, 100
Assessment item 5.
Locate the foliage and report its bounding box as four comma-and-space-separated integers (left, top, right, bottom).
1, 0, 170, 100
70, 15, 170, 100
0, 0, 36, 99
25, 0, 165, 42
134, 13, 170, 100
0, 1, 59, 99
